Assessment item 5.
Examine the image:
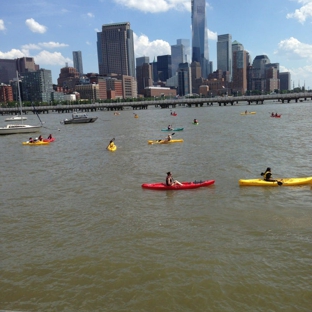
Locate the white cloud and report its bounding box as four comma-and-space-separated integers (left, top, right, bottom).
0, 49, 25, 59
134, 33, 170, 60
38, 42, 69, 49
114, 0, 190, 13
0, 48, 72, 67
25, 18, 47, 34
34, 50, 72, 66
275, 37, 312, 60
0, 19, 6, 31
208, 29, 217, 41
286, 0, 312, 23
87, 12, 94, 18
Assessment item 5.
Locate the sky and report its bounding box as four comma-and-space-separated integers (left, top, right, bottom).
1, 0, 312, 88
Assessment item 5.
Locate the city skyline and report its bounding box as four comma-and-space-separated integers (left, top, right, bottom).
1, 0, 312, 88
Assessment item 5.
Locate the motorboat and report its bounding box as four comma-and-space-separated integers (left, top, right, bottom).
5, 116, 27, 121
61, 112, 98, 124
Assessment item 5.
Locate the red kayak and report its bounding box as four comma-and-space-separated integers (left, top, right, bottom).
270, 114, 281, 118
142, 180, 215, 190
171, 113, 177, 116
43, 137, 55, 142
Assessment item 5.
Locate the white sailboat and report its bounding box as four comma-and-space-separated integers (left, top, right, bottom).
0, 71, 42, 135
5, 116, 28, 121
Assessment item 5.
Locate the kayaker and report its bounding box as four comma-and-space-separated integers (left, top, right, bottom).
194, 119, 198, 123
245, 110, 248, 114
166, 134, 172, 142
38, 135, 43, 141
261, 167, 282, 185
106, 138, 115, 150
48, 134, 53, 139
168, 125, 172, 130
275, 113, 278, 117
28, 137, 34, 143
166, 172, 182, 186
271, 112, 274, 117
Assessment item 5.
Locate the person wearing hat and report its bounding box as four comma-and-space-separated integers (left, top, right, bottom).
166, 172, 182, 186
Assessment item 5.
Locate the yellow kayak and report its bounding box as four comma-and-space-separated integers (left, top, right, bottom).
239, 177, 312, 186
107, 144, 117, 151
240, 112, 256, 115
148, 139, 184, 145
22, 141, 50, 146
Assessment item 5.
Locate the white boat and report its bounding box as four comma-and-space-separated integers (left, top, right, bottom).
0, 71, 42, 135
5, 116, 28, 121
61, 112, 98, 124
0, 124, 41, 135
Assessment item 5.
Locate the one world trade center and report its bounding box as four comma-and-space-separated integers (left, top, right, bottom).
191, 0, 209, 78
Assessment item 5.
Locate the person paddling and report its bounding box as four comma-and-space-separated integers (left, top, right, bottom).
261, 167, 282, 185
106, 138, 115, 150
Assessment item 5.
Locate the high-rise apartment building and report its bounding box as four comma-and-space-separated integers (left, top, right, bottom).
191, 0, 209, 78
136, 62, 152, 95
136, 56, 149, 67
217, 34, 232, 80
97, 22, 135, 78
73, 51, 84, 76
21, 69, 53, 103
232, 40, 249, 95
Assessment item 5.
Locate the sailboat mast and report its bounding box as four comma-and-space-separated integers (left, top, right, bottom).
16, 71, 23, 122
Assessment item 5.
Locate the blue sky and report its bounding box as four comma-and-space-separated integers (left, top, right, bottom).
1, 0, 312, 88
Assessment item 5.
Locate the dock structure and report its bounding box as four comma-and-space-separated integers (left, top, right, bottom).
0, 93, 311, 115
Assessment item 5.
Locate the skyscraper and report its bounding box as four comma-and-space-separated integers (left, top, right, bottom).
171, 39, 190, 77
191, 0, 209, 78
97, 22, 135, 78
73, 51, 83, 76
217, 34, 232, 80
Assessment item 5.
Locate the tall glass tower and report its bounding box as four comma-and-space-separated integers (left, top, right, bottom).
191, 0, 209, 78
217, 34, 232, 80
73, 51, 83, 76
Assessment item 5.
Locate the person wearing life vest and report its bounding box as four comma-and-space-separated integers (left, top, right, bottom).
261, 167, 283, 185
166, 172, 182, 186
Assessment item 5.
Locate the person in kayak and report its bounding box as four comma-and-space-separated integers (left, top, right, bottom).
28, 137, 34, 143
38, 135, 43, 141
194, 119, 198, 123
166, 134, 172, 142
167, 125, 172, 130
106, 138, 115, 150
47, 134, 53, 139
166, 172, 182, 186
271, 112, 274, 117
261, 167, 282, 185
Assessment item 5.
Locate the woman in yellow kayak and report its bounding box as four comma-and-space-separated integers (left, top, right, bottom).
106, 138, 115, 150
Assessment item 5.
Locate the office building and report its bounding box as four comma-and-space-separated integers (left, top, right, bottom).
136, 56, 149, 67
0, 57, 38, 84
279, 72, 291, 91
249, 55, 270, 92
178, 63, 192, 96
171, 39, 190, 77
157, 55, 172, 82
217, 34, 232, 80
191, 0, 209, 77
57, 66, 80, 92
73, 51, 84, 76
0, 84, 13, 103
136, 63, 152, 95
97, 22, 135, 78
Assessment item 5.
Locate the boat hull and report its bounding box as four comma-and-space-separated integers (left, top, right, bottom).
0, 125, 41, 135
161, 128, 184, 131
22, 141, 50, 146
63, 117, 98, 124
107, 144, 117, 151
239, 177, 312, 186
240, 112, 256, 115
142, 180, 215, 190
148, 139, 184, 144
5, 116, 27, 121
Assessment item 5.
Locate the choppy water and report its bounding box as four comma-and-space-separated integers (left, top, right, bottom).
1, 101, 312, 311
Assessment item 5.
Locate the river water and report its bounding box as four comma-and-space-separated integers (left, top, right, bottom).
1, 101, 312, 311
